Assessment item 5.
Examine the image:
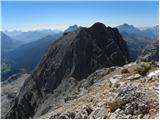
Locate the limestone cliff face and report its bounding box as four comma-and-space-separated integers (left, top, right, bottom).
5, 22, 129, 118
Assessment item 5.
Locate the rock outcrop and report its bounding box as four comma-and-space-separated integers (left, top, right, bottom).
39, 62, 159, 119
1, 74, 30, 118
5, 22, 129, 119
138, 40, 159, 62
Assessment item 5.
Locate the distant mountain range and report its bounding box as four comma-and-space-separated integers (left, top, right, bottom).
117, 24, 142, 35
141, 25, 159, 39
1, 33, 62, 80
4, 29, 62, 43
1, 32, 23, 51
117, 24, 158, 39
1, 24, 159, 80
1, 26, 78, 80
117, 24, 159, 61
6, 34, 62, 70
64, 24, 79, 33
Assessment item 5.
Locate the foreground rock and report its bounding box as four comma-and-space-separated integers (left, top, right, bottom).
1, 74, 30, 118
39, 62, 159, 119
5, 22, 129, 118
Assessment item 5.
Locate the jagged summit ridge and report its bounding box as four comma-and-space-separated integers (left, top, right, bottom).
5, 22, 129, 118
33, 22, 129, 92
64, 24, 79, 33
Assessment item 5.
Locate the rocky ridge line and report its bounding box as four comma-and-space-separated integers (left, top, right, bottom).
5, 22, 129, 118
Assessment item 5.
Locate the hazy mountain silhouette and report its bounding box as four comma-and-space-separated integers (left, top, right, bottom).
2, 33, 62, 80
4, 29, 62, 43
1, 32, 23, 51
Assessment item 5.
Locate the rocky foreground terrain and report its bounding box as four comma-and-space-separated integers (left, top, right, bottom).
1, 73, 30, 118
3, 22, 159, 119
39, 61, 159, 119
2, 62, 159, 119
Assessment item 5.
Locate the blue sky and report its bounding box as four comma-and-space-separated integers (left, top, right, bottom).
1, 1, 159, 31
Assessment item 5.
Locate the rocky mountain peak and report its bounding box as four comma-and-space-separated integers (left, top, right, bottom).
89, 22, 107, 30
64, 24, 79, 33
122, 23, 133, 27
5, 22, 129, 119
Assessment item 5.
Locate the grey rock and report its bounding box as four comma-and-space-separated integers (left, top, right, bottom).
108, 83, 149, 115
1, 73, 30, 118
5, 22, 129, 119
139, 40, 159, 62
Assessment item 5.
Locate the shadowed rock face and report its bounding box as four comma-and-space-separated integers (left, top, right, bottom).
5, 22, 129, 119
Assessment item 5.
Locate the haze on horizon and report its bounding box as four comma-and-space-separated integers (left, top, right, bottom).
1, 1, 159, 31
